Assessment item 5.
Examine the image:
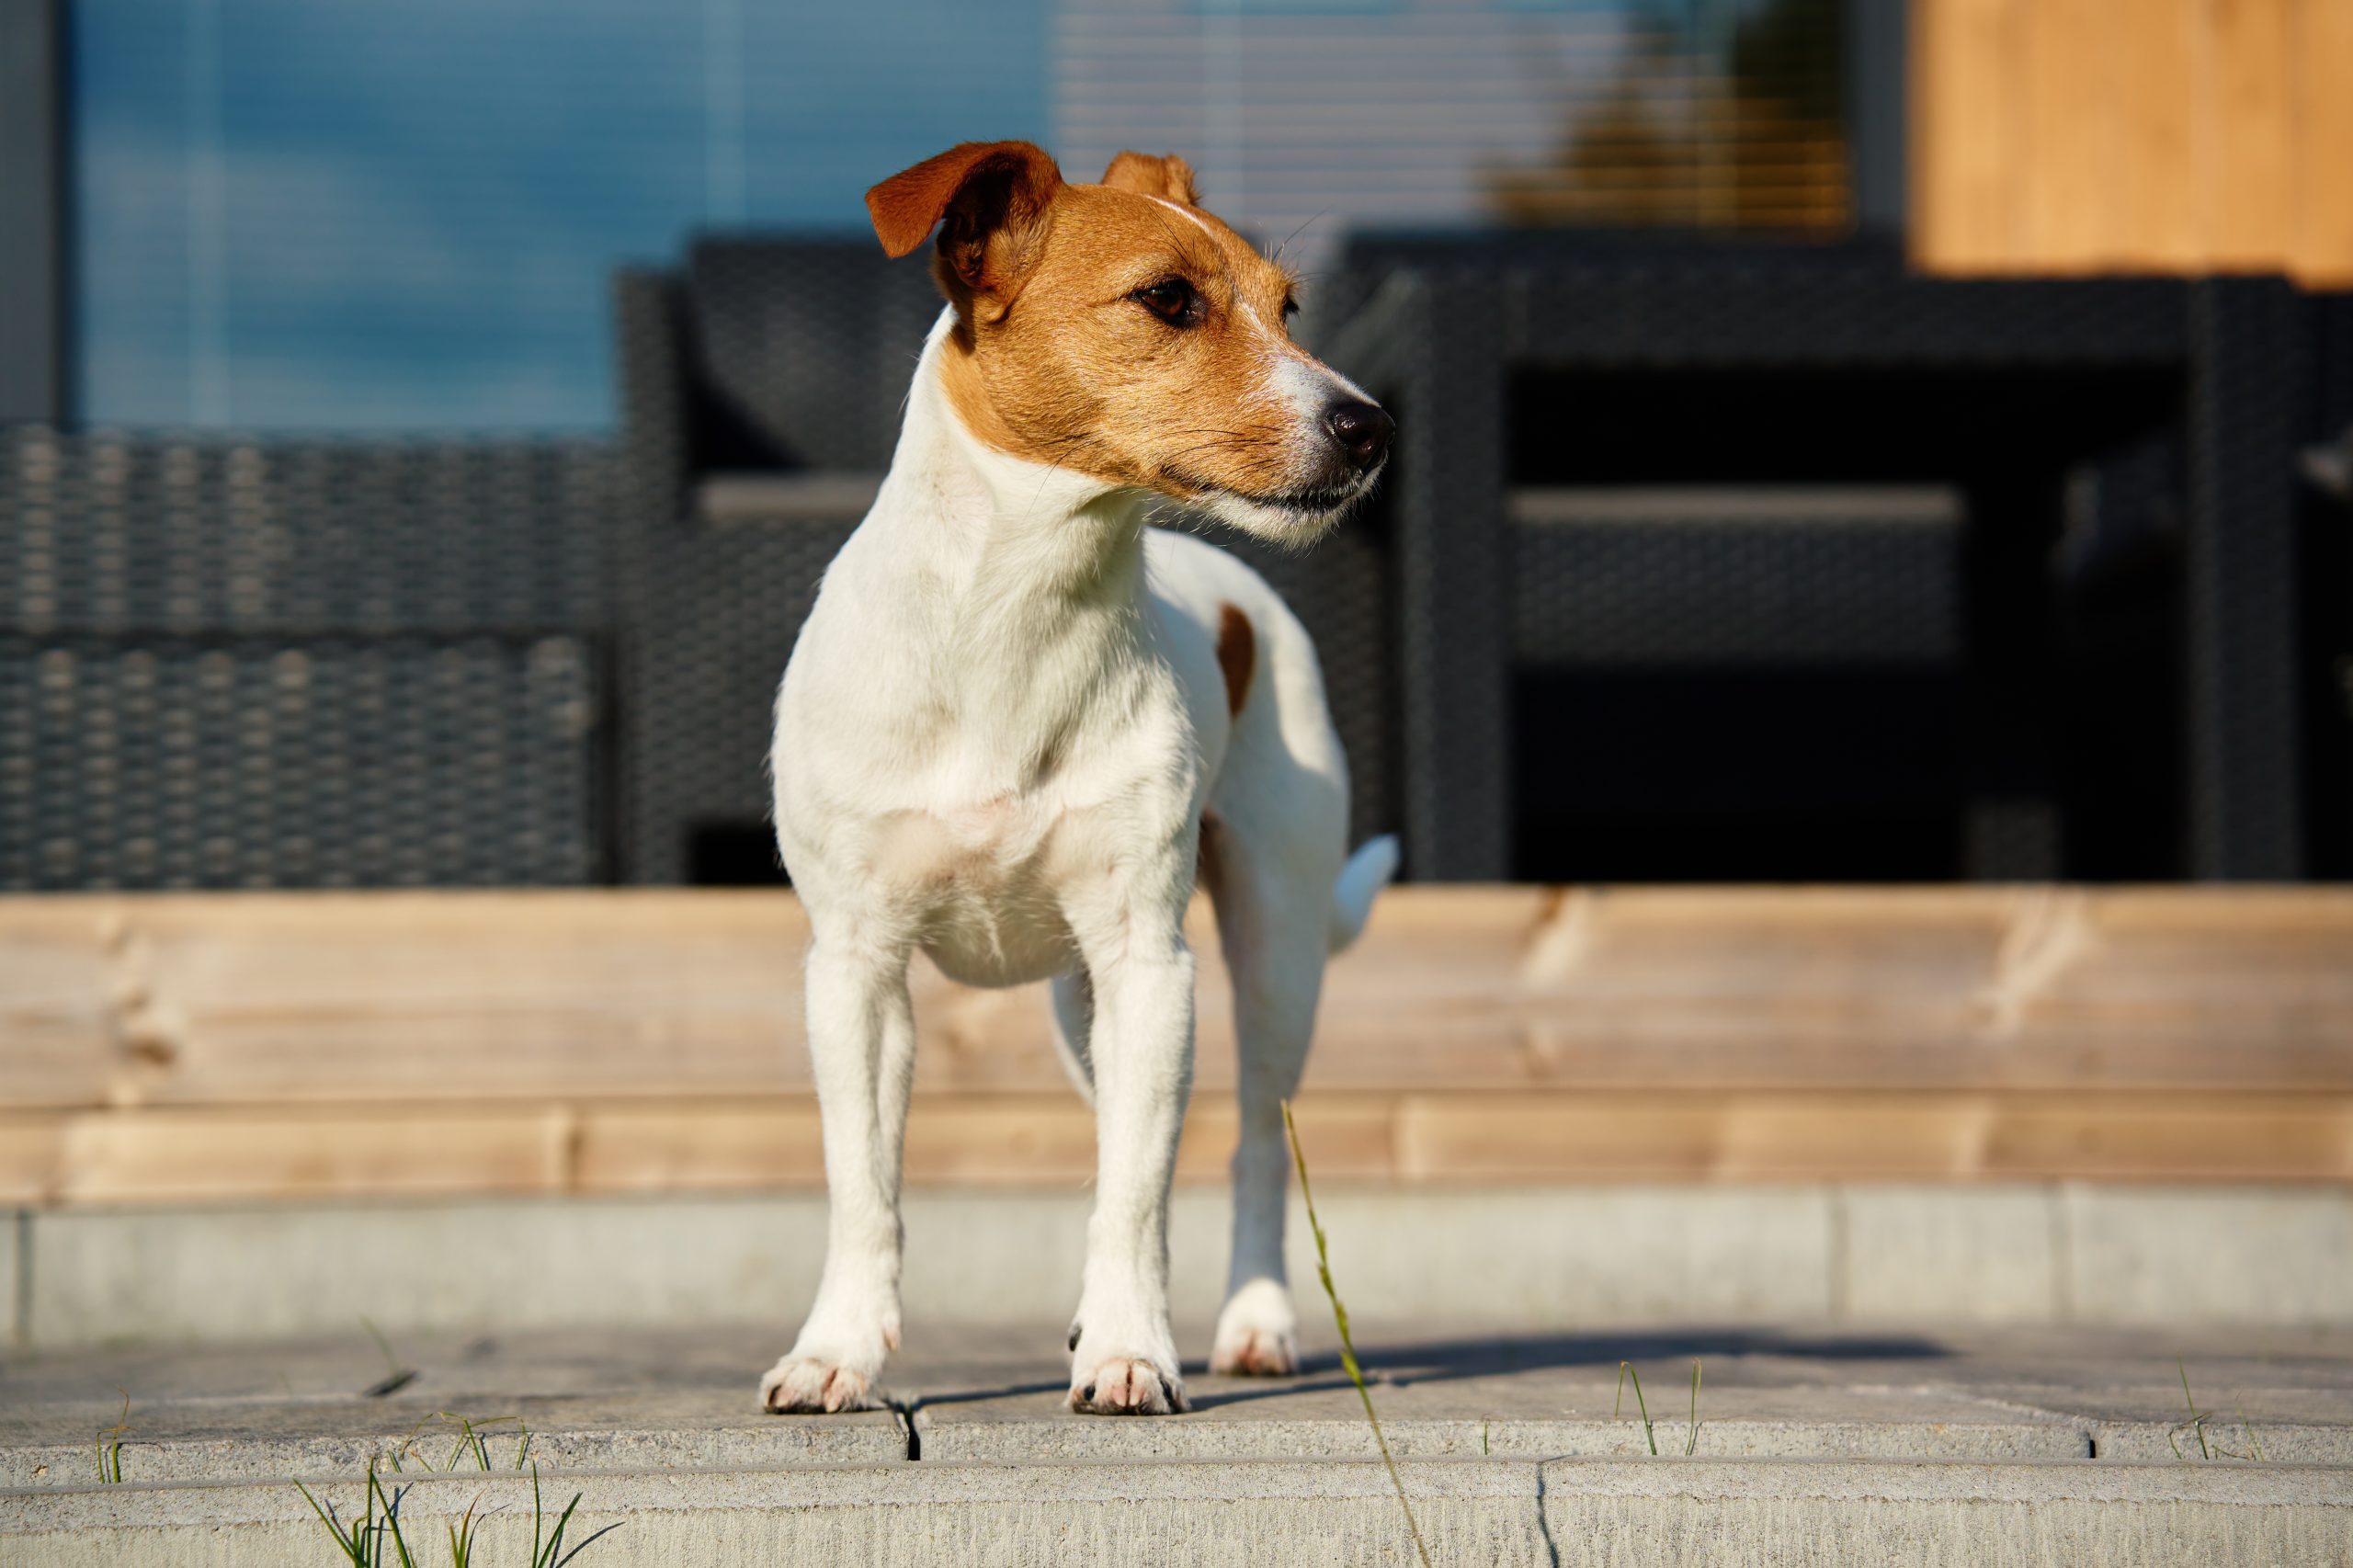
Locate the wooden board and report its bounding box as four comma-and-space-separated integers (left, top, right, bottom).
6, 889, 2353, 1107
3, 1090, 2346, 1206
1911, 0, 2353, 286
4, 887, 2352, 1202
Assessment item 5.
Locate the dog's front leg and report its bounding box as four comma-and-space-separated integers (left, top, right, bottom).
1065, 919, 1196, 1415
760, 936, 915, 1413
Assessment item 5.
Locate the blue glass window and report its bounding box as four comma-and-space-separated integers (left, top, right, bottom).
72, 0, 1048, 432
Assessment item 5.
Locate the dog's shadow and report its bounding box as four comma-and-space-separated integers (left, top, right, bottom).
911, 1327, 1953, 1415
1189, 1326, 1953, 1411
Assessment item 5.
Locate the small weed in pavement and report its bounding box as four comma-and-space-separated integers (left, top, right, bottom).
95, 1391, 129, 1483
299, 1458, 620, 1567
1285, 1099, 1433, 1568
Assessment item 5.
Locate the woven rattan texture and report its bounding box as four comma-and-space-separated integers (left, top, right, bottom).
0, 431, 610, 888
685, 240, 944, 471
625, 517, 857, 884
1510, 510, 1961, 667
0, 633, 599, 890
0, 431, 608, 633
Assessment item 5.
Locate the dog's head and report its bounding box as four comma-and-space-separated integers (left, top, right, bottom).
869, 141, 1392, 542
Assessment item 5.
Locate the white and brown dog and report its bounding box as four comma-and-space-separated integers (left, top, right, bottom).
759, 141, 1398, 1417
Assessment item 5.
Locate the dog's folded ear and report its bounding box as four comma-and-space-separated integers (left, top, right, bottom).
867, 142, 1063, 312
1100, 152, 1199, 206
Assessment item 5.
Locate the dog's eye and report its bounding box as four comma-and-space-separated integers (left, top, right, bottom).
1281, 296, 1300, 322
1132, 279, 1206, 327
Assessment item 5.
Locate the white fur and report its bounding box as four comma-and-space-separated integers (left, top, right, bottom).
759, 309, 1396, 1415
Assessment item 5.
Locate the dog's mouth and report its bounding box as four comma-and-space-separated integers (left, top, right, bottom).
1170, 469, 1381, 523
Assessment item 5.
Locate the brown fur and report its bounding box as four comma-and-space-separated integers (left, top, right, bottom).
1100, 151, 1199, 205
866, 141, 1062, 311
869, 144, 1319, 509
1215, 603, 1256, 718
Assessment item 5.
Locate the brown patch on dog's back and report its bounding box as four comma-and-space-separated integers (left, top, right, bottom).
1215, 603, 1256, 718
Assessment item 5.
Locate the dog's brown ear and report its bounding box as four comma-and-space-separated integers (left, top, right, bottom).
1100, 151, 1199, 206
866, 141, 1063, 308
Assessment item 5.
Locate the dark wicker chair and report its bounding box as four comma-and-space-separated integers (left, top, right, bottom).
1324, 235, 2336, 882
0, 429, 610, 889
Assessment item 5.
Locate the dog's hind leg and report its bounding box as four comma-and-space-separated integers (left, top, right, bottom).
759, 933, 915, 1414
1048, 969, 1097, 1104
1202, 816, 1329, 1378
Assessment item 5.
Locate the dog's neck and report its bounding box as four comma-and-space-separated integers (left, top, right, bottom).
849, 309, 1160, 748
870, 308, 1152, 609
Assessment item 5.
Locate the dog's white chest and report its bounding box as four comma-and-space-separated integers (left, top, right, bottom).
863, 789, 1106, 986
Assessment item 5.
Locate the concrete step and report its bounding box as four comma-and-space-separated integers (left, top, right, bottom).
13, 1184, 2353, 1349
6, 1324, 2350, 1563
10, 1457, 2353, 1567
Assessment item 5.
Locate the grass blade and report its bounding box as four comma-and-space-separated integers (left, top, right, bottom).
1284, 1100, 1433, 1568
367, 1461, 418, 1568
530, 1462, 547, 1567
2235, 1401, 2266, 1463
296, 1481, 366, 1567
1619, 1363, 1657, 1456
95, 1390, 131, 1483
1686, 1359, 1702, 1456
554, 1521, 626, 1567
538, 1490, 585, 1568
358, 1318, 417, 1399
2178, 1358, 2211, 1460
447, 1494, 483, 1568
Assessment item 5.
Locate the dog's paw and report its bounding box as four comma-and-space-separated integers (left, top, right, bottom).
1211, 1278, 1299, 1377
1210, 1324, 1298, 1378
1068, 1355, 1189, 1415
760, 1356, 885, 1414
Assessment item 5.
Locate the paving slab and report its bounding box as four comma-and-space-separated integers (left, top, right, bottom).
0, 1324, 904, 1486
9, 1321, 2350, 1482
908, 1323, 2353, 1467
914, 1371, 2092, 1462
7, 1457, 2352, 1568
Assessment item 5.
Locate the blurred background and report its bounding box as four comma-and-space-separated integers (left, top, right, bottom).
2, 1, 2351, 1344
4, 0, 2348, 893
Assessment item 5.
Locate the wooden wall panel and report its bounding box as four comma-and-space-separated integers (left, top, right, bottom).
4, 888, 2353, 1201
2298, 0, 2353, 273
1912, 0, 2353, 285
10, 888, 2353, 1113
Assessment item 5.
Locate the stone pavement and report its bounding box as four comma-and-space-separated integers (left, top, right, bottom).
5, 1320, 2350, 1563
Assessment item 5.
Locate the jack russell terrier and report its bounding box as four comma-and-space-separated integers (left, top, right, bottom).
759, 141, 1398, 1417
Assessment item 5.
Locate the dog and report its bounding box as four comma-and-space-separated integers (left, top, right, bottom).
758, 141, 1398, 1417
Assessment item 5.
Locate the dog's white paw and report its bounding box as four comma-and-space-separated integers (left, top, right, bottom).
1211, 1278, 1299, 1377
1068, 1355, 1189, 1415
760, 1356, 885, 1414
1211, 1324, 1298, 1378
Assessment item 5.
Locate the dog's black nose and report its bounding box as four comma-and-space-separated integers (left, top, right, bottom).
1324, 401, 1394, 473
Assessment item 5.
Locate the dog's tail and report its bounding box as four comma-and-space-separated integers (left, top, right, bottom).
1327, 835, 1402, 955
